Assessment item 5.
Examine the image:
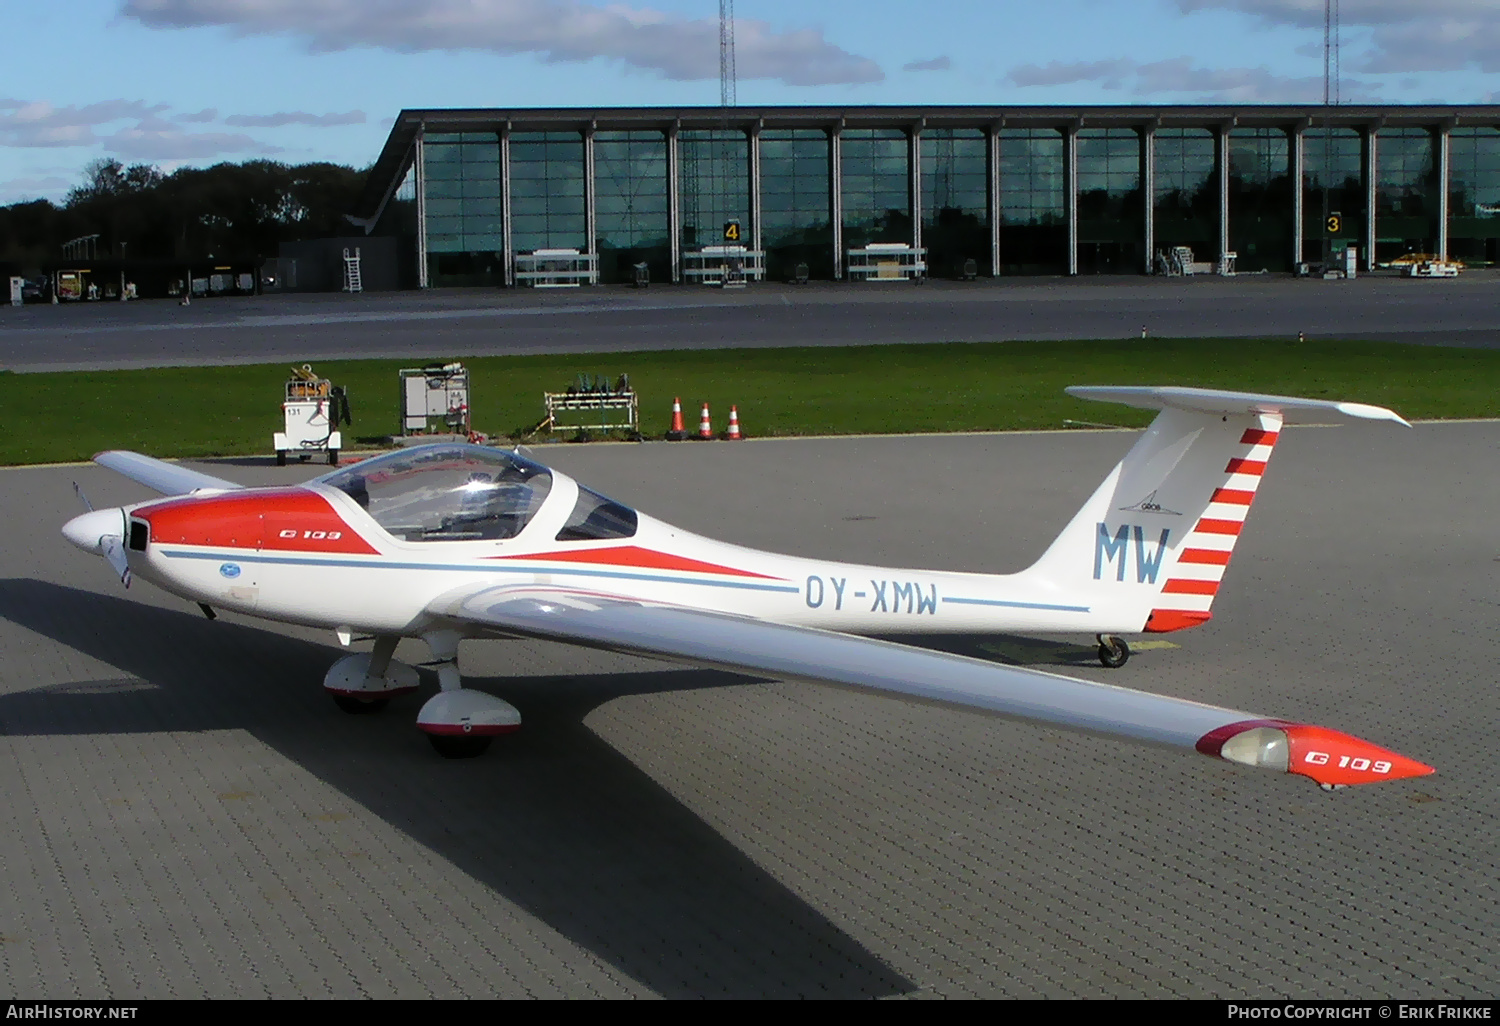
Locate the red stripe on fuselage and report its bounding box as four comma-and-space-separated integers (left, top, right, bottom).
1239, 429, 1279, 446
492, 545, 778, 579
1194, 518, 1244, 536
1209, 488, 1256, 505
135, 488, 379, 554
1178, 547, 1232, 565
1224, 458, 1267, 475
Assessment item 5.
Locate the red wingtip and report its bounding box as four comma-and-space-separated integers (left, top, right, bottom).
1199, 719, 1434, 786
1282, 724, 1435, 786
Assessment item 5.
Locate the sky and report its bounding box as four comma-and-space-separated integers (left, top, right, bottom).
4, 0, 1500, 205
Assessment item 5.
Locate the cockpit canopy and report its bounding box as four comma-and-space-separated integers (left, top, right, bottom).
318, 444, 553, 542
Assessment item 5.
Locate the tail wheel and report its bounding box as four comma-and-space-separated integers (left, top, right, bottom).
332, 694, 390, 714
1097, 635, 1130, 669
428, 734, 492, 759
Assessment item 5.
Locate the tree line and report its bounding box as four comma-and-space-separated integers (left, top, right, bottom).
0, 158, 368, 270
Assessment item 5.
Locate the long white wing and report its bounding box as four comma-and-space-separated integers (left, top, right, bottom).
94, 450, 244, 496
432, 585, 1433, 789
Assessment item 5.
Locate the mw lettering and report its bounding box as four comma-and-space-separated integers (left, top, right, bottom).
1093, 523, 1171, 584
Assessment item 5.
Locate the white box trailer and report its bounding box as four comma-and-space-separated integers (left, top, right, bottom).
273, 365, 347, 465
400, 363, 471, 437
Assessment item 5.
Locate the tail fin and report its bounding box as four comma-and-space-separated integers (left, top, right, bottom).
1024, 387, 1408, 634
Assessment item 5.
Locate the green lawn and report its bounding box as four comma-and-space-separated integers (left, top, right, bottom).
3, 337, 1497, 466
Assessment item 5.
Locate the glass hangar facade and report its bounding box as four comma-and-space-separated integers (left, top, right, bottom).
355, 105, 1500, 286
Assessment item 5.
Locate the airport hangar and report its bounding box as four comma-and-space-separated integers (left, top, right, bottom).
348, 103, 1500, 290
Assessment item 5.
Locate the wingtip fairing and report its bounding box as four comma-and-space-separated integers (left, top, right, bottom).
1198, 719, 1434, 787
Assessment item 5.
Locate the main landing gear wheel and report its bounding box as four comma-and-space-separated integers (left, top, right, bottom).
331, 694, 389, 714
275, 450, 287, 466
428, 734, 492, 759
1097, 634, 1131, 668
415, 630, 522, 759
323, 644, 419, 713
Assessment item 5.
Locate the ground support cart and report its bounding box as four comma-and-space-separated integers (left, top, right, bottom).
274, 365, 348, 466
400, 364, 473, 438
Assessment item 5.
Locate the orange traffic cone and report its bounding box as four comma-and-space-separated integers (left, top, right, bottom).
725, 406, 743, 440
666, 397, 687, 440
698, 403, 713, 440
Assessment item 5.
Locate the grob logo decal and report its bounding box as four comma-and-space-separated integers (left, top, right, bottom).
1118, 489, 1181, 516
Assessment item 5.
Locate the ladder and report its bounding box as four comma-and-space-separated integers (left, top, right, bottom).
342, 247, 362, 293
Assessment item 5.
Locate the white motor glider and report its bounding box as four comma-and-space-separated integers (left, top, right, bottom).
62, 385, 1433, 789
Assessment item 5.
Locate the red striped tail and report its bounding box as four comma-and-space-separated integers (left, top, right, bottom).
1145, 414, 1282, 633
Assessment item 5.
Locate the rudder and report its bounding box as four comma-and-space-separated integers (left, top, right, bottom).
1142, 413, 1282, 631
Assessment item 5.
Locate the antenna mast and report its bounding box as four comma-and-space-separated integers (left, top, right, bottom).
719, 0, 737, 107
1320, 0, 1340, 270
1323, 0, 1339, 106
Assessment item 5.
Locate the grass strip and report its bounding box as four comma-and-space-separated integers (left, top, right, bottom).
2, 337, 1497, 466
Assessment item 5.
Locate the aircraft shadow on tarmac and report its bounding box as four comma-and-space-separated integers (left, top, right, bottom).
0, 579, 912, 998
878, 632, 1109, 668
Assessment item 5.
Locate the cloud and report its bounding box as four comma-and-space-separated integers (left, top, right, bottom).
0, 97, 282, 160
1009, 59, 1136, 89
122, 0, 883, 86
1173, 0, 1489, 30
0, 99, 169, 148
1356, 20, 1500, 73
1173, 1, 1500, 74
0, 173, 72, 204
903, 56, 951, 73
103, 115, 280, 160
223, 110, 366, 127
175, 107, 218, 123
1006, 56, 1338, 102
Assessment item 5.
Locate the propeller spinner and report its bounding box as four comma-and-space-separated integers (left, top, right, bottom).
62, 506, 133, 587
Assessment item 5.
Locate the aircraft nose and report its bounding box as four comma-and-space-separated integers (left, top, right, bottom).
62, 508, 126, 554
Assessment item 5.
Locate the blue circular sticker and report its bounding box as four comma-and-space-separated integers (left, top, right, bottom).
218, 563, 242, 579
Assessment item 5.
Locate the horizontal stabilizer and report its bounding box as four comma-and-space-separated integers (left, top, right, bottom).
1067, 386, 1411, 426
94, 451, 244, 496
